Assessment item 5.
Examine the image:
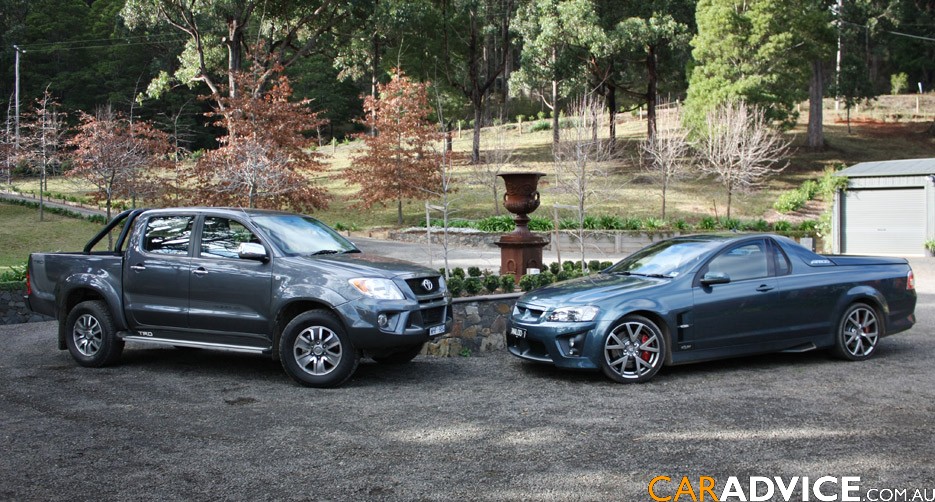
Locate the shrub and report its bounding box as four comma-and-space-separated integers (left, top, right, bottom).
447, 276, 464, 296
674, 219, 692, 231
699, 217, 718, 230
556, 270, 571, 281
548, 262, 561, 275
600, 261, 613, 269
467, 266, 483, 277
519, 274, 539, 292
528, 216, 553, 232
537, 271, 555, 287
797, 220, 818, 232
528, 120, 551, 133
464, 277, 483, 295
723, 218, 742, 230
598, 214, 625, 230
562, 261, 577, 272
483, 275, 501, 294
451, 267, 466, 279
475, 215, 514, 232
537, 111, 547, 120
623, 218, 642, 230
643, 218, 666, 230
587, 260, 601, 271
500, 274, 516, 293
891, 72, 909, 95
582, 215, 600, 230
0, 263, 27, 282
774, 220, 792, 232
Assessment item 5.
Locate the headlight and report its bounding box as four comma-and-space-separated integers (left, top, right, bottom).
349, 278, 405, 300
548, 306, 600, 322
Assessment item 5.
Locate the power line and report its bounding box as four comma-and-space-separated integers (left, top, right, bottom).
16, 35, 186, 52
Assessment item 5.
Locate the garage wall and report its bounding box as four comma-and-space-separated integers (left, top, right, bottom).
833, 174, 934, 256
841, 188, 926, 255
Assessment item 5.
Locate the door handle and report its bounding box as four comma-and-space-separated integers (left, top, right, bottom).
192, 267, 208, 276
130, 264, 146, 271
756, 284, 774, 292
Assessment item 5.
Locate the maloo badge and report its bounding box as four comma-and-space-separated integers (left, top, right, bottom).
421, 278, 434, 291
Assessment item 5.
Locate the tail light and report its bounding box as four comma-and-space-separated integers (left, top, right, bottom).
907, 270, 915, 291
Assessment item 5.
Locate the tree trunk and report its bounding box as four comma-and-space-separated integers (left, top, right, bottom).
551, 79, 559, 147
646, 45, 659, 142
226, 18, 243, 98
370, 34, 380, 137
397, 198, 403, 226
807, 59, 825, 149
607, 84, 616, 144
472, 100, 482, 164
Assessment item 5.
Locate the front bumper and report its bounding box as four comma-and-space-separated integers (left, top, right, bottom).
506, 317, 605, 370
338, 296, 453, 349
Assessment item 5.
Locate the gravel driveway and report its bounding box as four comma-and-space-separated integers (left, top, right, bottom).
2, 263, 933, 500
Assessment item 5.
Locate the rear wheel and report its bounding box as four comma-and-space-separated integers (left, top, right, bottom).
64, 300, 124, 367
832, 303, 881, 361
279, 310, 359, 388
600, 315, 666, 383
372, 344, 424, 364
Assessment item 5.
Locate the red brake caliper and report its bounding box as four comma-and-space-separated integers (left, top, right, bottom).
640, 335, 652, 362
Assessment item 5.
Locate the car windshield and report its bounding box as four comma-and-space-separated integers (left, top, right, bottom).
606, 239, 722, 278
252, 215, 359, 256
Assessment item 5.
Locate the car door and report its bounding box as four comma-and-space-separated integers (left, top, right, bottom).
690, 239, 780, 350
187, 215, 273, 344
123, 213, 195, 330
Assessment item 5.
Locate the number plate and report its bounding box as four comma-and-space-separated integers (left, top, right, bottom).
429, 324, 446, 337
510, 327, 526, 339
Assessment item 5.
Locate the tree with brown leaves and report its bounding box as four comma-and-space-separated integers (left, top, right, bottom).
194, 70, 329, 211
69, 106, 173, 222
346, 69, 441, 226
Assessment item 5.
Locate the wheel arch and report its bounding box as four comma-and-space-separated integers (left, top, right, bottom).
58, 287, 113, 351
607, 309, 674, 365
274, 299, 346, 361
837, 288, 888, 336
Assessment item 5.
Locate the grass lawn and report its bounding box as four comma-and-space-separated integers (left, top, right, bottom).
0, 203, 106, 269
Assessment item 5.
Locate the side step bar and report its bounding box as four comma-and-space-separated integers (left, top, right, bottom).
780, 342, 818, 354
120, 335, 271, 354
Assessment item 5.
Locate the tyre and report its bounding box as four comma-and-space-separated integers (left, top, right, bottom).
64, 300, 124, 367
279, 310, 359, 388
372, 344, 424, 364
832, 303, 881, 361
600, 315, 666, 383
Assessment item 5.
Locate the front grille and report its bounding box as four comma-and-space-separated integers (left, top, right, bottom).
405, 276, 442, 297
513, 304, 545, 322
406, 306, 449, 329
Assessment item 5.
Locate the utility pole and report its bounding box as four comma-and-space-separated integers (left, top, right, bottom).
834, 0, 842, 112
13, 45, 22, 150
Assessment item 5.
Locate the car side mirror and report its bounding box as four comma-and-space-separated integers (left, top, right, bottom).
701, 272, 731, 286
237, 242, 268, 262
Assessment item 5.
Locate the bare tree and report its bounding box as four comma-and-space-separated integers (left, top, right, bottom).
21, 87, 67, 221
471, 124, 517, 215
695, 101, 791, 220
69, 106, 172, 223
641, 105, 692, 219
551, 94, 619, 272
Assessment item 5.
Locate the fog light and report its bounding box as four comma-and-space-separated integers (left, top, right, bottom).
377, 313, 388, 328
567, 333, 587, 356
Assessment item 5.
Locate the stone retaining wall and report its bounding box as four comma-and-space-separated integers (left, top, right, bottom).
423, 294, 519, 356
0, 285, 53, 324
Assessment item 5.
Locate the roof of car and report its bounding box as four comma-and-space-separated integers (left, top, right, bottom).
141, 207, 298, 217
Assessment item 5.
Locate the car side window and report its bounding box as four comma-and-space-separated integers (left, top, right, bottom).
772, 243, 791, 276
706, 241, 769, 282
200, 217, 259, 259
143, 216, 194, 255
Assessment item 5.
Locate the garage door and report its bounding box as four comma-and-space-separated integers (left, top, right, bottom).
842, 188, 926, 256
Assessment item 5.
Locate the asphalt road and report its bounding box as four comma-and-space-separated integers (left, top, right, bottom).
2, 296, 933, 499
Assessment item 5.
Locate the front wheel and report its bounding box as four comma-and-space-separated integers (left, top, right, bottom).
64, 300, 124, 367
832, 303, 881, 361
279, 310, 359, 388
600, 315, 666, 383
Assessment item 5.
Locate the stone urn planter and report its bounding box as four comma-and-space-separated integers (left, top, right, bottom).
496, 172, 548, 281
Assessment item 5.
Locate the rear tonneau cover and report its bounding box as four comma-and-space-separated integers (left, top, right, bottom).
825, 255, 909, 267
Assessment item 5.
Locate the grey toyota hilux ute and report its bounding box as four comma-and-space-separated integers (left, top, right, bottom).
27, 207, 452, 387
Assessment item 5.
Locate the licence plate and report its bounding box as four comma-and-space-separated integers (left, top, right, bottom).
429, 324, 446, 337
510, 327, 526, 339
